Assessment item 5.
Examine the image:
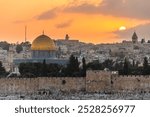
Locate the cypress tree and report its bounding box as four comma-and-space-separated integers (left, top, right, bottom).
42, 59, 47, 77
0, 61, 6, 77
75, 57, 79, 72
143, 57, 149, 75
66, 55, 80, 76
82, 57, 86, 76
123, 58, 129, 75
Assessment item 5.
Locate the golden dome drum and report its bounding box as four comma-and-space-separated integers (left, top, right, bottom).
31, 34, 56, 51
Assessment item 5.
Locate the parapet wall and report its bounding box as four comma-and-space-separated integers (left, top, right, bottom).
86, 71, 111, 92
0, 78, 39, 94
1, 71, 150, 94
38, 77, 85, 92
86, 71, 150, 93
0, 77, 85, 94
111, 75, 150, 92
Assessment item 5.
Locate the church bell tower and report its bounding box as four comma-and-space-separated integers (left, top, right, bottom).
132, 32, 138, 44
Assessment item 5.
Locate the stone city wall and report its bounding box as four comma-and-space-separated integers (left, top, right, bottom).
86, 71, 150, 93
111, 75, 150, 93
38, 77, 85, 92
86, 70, 112, 92
0, 77, 85, 94
0, 71, 150, 94
0, 78, 39, 94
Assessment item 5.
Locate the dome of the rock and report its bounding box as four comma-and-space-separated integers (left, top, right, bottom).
31, 34, 56, 51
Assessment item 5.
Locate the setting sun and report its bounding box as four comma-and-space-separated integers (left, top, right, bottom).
119, 26, 126, 31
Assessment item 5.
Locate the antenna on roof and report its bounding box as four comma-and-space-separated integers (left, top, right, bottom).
43, 30, 45, 35
25, 25, 27, 42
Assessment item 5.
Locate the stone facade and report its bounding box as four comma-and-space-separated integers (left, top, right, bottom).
86, 71, 111, 92
86, 71, 150, 93
38, 77, 85, 92
111, 75, 150, 93
0, 77, 85, 94
1, 71, 150, 94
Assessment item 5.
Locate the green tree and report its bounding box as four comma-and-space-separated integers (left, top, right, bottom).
102, 59, 113, 70
66, 55, 80, 76
132, 60, 136, 67
47, 64, 62, 77
0, 41, 10, 50
21, 41, 31, 47
0, 61, 6, 77
67, 55, 75, 74
16, 44, 23, 53
41, 60, 47, 76
19, 62, 63, 77
123, 58, 129, 75
143, 57, 149, 75
82, 57, 86, 76
86, 60, 103, 70
75, 57, 79, 72
19, 63, 37, 77
113, 62, 123, 71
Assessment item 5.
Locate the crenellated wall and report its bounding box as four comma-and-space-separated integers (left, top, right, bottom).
0, 78, 39, 94
111, 75, 150, 93
0, 77, 85, 94
38, 77, 85, 92
86, 71, 150, 93
86, 70, 111, 92
0, 71, 150, 94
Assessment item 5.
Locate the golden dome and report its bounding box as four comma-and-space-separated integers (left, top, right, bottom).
31, 34, 56, 51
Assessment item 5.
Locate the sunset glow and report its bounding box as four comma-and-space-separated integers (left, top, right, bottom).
119, 26, 126, 31
0, 0, 149, 44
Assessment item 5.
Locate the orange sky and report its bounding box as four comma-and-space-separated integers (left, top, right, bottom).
0, 0, 149, 44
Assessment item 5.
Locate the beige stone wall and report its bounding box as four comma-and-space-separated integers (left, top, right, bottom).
112, 75, 150, 92
38, 77, 85, 92
0, 77, 85, 94
0, 78, 39, 94
86, 71, 150, 93
86, 70, 111, 92
1, 71, 150, 94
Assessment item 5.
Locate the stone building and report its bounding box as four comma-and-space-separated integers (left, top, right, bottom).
132, 32, 138, 43
31, 34, 57, 59
13, 33, 68, 74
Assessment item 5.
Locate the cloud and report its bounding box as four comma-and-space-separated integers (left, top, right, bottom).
56, 19, 73, 28
64, 0, 150, 20
64, 3, 99, 14
37, 8, 58, 20
35, 0, 150, 21
113, 23, 150, 40
13, 19, 32, 24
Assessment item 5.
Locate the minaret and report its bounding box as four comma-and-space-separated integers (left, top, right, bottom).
132, 32, 138, 44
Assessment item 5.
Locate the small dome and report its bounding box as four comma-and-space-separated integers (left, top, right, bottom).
31, 34, 56, 51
